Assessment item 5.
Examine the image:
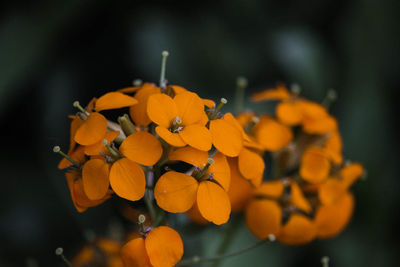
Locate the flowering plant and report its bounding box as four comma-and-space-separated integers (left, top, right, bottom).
54, 51, 363, 267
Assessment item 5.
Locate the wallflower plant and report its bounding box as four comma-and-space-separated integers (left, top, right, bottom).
54, 51, 364, 267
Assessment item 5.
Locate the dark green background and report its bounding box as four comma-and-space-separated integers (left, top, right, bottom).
0, 0, 398, 266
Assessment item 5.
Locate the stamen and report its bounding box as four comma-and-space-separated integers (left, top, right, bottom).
73, 101, 90, 116
196, 158, 214, 180
170, 116, 183, 132
53, 146, 80, 167
118, 114, 136, 136
55, 247, 72, 267
159, 51, 169, 90
102, 139, 122, 160
234, 76, 248, 113
209, 98, 228, 120
132, 79, 143, 87
245, 116, 259, 133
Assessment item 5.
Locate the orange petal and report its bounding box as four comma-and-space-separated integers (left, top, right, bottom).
187, 200, 209, 225
245, 199, 282, 239
210, 119, 243, 157
300, 147, 331, 184
179, 124, 212, 151
68, 116, 84, 153
302, 115, 338, 135
290, 181, 312, 213
315, 192, 354, 239
227, 158, 254, 212
68, 174, 112, 212
253, 116, 293, 152
323, 131, 343, 164
298, 100, 329, 119
238, 148, 264, 187
129, 86, 160, 126
276, 101, 303, 126
84, 131, 120, 156
207, 152, 230, 191
169, 146, 208, 168
197, 181, 231, 225
318, 178, 347, 205
120, 131, 163, 166
145, 226, 184, 267
147, 94, 178, 128
95, 92, 138, 111
82, 159, 110, 200
109, 158, 145, 201
251, 84, 291, 102
169, 85, 187, 94
58, 146, 86, 170
254, 181, 284, 199
118, 86, 142, 94
174, 91, 204, 125
74, 112, 108, 146
277, 214, 316, 245
121, 237, 151, 267
340, 162, 364, 188
203, 99, 216, 109
154, 171, 198, 213
155, 126, 186, 147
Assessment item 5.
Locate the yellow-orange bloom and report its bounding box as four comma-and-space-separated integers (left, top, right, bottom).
147, 91, 212, 151
121, 226, 183, 267
154, 147, 231, 225
81, 131, 162, 202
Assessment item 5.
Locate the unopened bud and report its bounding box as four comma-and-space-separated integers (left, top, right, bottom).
252, 116, 260, 124
220, 98, 228, 104
53, 146, 61, 153
102, 139, 108, 146
162, 51, 169, 57
290, 83, 301, 95
73, 101, 80, 108
207, 158, 215, 165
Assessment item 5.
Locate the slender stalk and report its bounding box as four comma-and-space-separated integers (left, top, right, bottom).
210, 215, 242, 267
159, 51, 169, 89
178, 237, 273, 266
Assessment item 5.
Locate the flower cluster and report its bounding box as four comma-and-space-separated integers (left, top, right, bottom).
55, 53, 363, 266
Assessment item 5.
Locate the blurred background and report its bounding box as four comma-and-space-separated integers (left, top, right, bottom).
1, 0, 399, 266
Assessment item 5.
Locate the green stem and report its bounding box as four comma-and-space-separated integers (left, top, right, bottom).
179, 237, 272, 266
144, 189, 156, 222
210, 215, 242, 267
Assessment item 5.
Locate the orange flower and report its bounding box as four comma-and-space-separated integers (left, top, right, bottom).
154, 147, 231, 225
73, 92, 137, 146
245, 179, 314, 244
121, 226, 183, 267
147, 91, 212, 151
65, 171, 113, 212
82, 131, 162, 202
